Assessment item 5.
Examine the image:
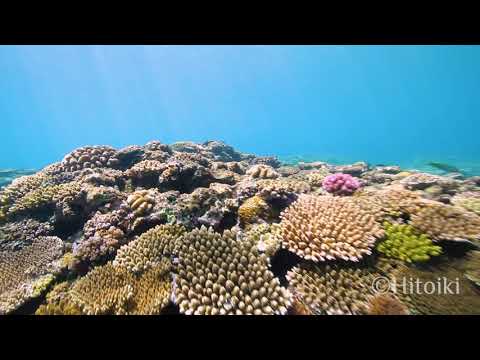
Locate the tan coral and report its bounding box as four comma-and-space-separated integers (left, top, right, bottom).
125, 160, 166, 180
286, 263, 383, 315
59, 145, 120, 172
174, 226, 291, 315
113, 224, 186, 274
69, 260, 172, 315
246, 164, 279, 179
238, 196, 270, 224
407, 199, 480, 243
35, 281, 82, 315
256, 178, 311, 203
280, 195, 383, 262
366, 293, 409, 315
0, 236, 65, 314
126, 190, 156, 216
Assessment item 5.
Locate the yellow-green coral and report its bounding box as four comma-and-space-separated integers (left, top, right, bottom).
35, 282, 82, 315
451, 196, 480, 215
245, 223, 283, 258
238, 196, 270, 224
32, 274, 56, 298
377, 222, 442, 263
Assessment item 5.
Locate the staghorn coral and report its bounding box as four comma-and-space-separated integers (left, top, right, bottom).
377, 222, 442, 263
245, 223, 283, 258
246, 164, 279, 179
0, 236, 65, 314
322, 173, 361, 195
68, 260, 172, 315
407, 199, 480, 243
366, 293, 409, 315
58, 146, 120, 173
286, 263, 383, 315
280, 195, 383, 262
238, 196, 270, 224
174, 226, 291, 315
113, 224, 186, 274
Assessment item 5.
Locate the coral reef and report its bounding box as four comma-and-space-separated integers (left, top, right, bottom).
377, 222, 442, 263
322, 173, 361, 195
174, 226, 291, 315
1, 139, 480, 315
280, 195, 383, 262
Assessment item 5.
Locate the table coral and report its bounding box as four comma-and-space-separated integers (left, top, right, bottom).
174, 226, 291, 315
377, 222, 442, 263
280, 195, 383, 262
0, 236, 65, 314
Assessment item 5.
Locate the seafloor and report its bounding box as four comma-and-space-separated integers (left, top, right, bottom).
0, 140, 479, 315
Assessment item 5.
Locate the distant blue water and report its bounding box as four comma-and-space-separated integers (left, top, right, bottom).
1, 45, 479, 173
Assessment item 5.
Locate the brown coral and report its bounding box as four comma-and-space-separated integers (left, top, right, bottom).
366, 293, 409, 315
280, 195, 383, 262
407, 199, 480, 243
174, 226, 291, 315
238, 196, 270, 224
35, 281, 83, 315
58, 145, 120, 173
0, 236, 65, 314
113, 224, 186, 274
246, 164, 279, 179
68, 260, 172, 315
286, 263, 383, 315
126, 190, 155, 216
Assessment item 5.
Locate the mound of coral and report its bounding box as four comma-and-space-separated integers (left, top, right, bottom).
1, 139, 480, 315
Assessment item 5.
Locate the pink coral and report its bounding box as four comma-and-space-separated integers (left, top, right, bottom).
322, 173, 361, 195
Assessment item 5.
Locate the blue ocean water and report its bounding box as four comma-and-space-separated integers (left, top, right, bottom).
1, 45, 479, 174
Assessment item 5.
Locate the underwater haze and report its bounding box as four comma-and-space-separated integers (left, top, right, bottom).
1, 45, 479, 172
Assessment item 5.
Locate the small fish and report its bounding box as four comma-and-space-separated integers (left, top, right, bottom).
427, 162, 461, 174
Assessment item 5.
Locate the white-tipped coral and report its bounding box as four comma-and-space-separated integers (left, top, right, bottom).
280, 195, 383, 262
174, 226, 291, 315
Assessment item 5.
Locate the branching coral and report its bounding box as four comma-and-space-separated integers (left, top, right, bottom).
0, 218, 53, 251
35, 281, 83, 315
286, 263, 383, 315
322, 173, 361, 195
246, 165, 279, 179
280, 195, 383, 262
377, 222, 442, 263
113, 224, 186, 274
238, 196, 270, 224
174, 226, 291, 315
407, 200, 480, 243
303, 169, 331, 188
256, 178, 310, 204
0, 237, 65, 314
